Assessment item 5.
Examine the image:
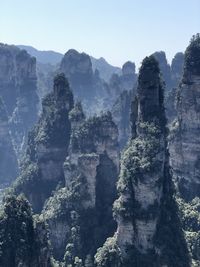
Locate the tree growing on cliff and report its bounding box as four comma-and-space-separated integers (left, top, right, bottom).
95, 56, 190, 267
0, 194, 52, 267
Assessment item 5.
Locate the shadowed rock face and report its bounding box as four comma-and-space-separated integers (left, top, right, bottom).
60, 49, 93, 98
0, 44, 39, 157
90, 56, 121, 82
152, 51, 172, 90
115, 56, 167, 257
170, 34, 200, 201
111, 89, 135, 148
13, 73, 74, 213
171, 52, 184, 88
42, 111, 119, 262
0, 98, 18, 189
121, 61, 137, 91
165, 52, 184, 123
110, 62, 137, 148
137, 56, 165, 125
60, 49, 109, 115
95, 56, 189, 267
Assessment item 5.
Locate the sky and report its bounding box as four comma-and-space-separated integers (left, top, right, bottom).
0, 0, 199, 68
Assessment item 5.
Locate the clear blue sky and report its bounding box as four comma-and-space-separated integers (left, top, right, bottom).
0, 0, 199, 68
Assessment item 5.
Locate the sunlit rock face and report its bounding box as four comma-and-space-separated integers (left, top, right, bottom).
65, 110, 119, 197
42, 111, 119, 262
0, 44, 39, 157
0, 98, 18, 190
170, 35, 200, 201
95, 56, 189, 267
115, 56, 167, 255
12, 74, 74, 213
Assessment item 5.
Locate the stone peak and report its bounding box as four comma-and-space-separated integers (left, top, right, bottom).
138, 55, 160, 86
122, 61, 136, 75
184, 33, 200, 77
137, 55, 165, 125
153, 51, 168, 62
64, 49, 90, 60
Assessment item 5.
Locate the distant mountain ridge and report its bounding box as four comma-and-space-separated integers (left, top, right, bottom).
17, 45, 63, 65
90, 56, 121, 81
17, 45, 121, 81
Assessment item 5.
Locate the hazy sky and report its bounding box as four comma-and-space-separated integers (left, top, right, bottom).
0, 0, 199, 68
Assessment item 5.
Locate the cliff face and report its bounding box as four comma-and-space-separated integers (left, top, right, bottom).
169, 34, 200, 201
60, 49, 94, 99
110, 62, 137, 148
121, 61, 137, 91
108, 61, 137, 97
111, 89, 135, 148
152, 51, 184, 123
60, 49, 108, 115
165, 52, 184, 123
42, 111, 119, 263
60, 50, 137, 117
36, 62, 56, 106
153, 51, 172, 90
95, 56, 189, 267
171, 52, 184, 88
0, 44, 39, 157
13, 73, 74, 212
170, 35, 200, 265
0, 98, 18, 189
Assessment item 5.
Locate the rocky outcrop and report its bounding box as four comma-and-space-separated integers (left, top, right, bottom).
12, 73, 74, 212
60, 49, 94, 99
109, 62, 137, 148
60, 49, 109, 115
121, 61, 137, 91
169, 34, 200, 201
0, 44, 39, 157
95, 56, 189, 267
111, 89, 135, 148
36, 62, 56, 105
0, 98, 18, 189
165, 52, 184, 123
108, 61, 137, 100
153, 51, 172, 89
152, 51, 184, 123
42, 111, 119, 263
171, 52, 184, 88
169, 35, 200, 265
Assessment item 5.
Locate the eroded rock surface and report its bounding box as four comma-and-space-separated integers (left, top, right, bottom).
95, 55, 189, 267
42, 111, 119, 263
0, 44, 39, 157
12, 73, 73, 212
170, 34, 200, 201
